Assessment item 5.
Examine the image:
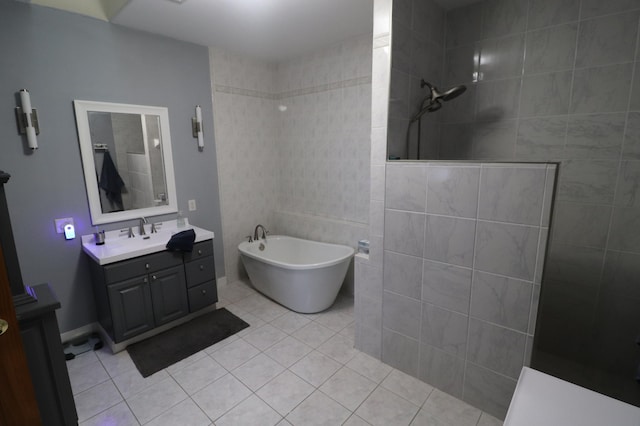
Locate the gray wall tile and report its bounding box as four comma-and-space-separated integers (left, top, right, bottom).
631, 67, 640, 111
478, 34, 525, 81
442, 83, 477, 123
422, 260, 472, 314
382, 328, 420, 376
356, 293, 382, 330
356, 261, 383, 298
556, 159, 618, 203
467, 319, 526, 379
534, 229, 549, 284
445, 3, 483, 48
615, 161, 640, 207
516, 117, 567, 160
424, 215, 476, 267
355, 324, 382, 359
463, 362, 517, 420
383, 251, 423, 299
623, 112, 640, 159
478, 166, 546, 225
384, 209, 425, 256
520, 71, 572, 117
439, 123, 474, 159
414, 0, 446, 46
426, 166, 480, 218
570, 64, 633, 113
421, 303, 469, 357
471, 271, 532, 332
382, 291, 422, 339
575, 12, 639, 68
527, 0, 580, 30
601, 250, 640, 300
481, 0, 528, 38
444, 44, 479, 86
419, 344, 464, 398
545, 244, 605, 288
524, 23, 578, 74
581, 0, 640, 19
475, 221, 539, 280
476, 78, 522, 121
389, 69, 411, 120
565, 113, 625, 159
550, 201, 611, 247
391, 22, 412, 75
529, 284, 541, 334
541, 165, 557, 227
608, 207, 640, 252
385, 164, 427, 211
472, 120, 518, 160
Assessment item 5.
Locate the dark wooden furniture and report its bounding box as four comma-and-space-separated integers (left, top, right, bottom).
0, 170, 77, 425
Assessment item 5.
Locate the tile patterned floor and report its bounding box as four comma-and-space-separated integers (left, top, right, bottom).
68, 280, 504, 426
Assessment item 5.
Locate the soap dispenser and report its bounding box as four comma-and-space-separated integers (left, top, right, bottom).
177, 210, 186, 227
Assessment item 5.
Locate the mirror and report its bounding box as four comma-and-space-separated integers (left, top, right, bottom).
74, 100, 178, 225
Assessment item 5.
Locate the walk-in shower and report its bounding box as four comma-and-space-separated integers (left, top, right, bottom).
405, 79, 466, 159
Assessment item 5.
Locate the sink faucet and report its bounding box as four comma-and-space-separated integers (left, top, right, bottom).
139, 217, 147, 236
254, 224, 269, 241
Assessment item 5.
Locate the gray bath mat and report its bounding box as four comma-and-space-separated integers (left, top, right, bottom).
127, 308, 249, 377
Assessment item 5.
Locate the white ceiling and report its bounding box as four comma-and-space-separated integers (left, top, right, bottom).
112, 0, 375, 61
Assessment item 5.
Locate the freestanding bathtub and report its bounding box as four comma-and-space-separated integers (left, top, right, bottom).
238, 236, 355, 313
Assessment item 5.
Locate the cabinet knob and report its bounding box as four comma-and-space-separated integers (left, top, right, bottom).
152, 275, 157, 281
199, 265, 204, 271
145, 263, 150, 270
202, 289, 206, 295
197, 249, 202, 255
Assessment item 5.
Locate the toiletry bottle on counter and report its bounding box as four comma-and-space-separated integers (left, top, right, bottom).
177, 210, 186, 227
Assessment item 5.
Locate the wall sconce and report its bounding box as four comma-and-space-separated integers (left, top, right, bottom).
192, 105, 204, 151
15, 89, 39, 150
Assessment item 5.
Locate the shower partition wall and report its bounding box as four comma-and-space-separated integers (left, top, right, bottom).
381, 0, 640, 412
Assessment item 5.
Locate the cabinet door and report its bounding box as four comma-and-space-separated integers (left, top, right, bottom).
108, 276, 155, 342
149, 265, 188, 326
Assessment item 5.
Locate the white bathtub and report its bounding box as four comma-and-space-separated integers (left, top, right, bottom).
238, 236, 355, 313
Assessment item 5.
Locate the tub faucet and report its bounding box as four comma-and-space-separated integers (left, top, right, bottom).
254, 224, 269, 241
139, 217, 147, 236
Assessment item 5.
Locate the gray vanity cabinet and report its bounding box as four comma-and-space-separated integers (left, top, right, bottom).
149, 264, 189, 326
107, 275, 155, 341
89, 239, 216, 343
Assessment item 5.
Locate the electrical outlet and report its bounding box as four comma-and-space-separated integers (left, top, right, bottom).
54, 217, 74, 234
188, 199, 197, 211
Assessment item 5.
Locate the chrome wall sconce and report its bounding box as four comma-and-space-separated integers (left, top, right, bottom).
192, 105, 204, 151
15, 89, 39, 150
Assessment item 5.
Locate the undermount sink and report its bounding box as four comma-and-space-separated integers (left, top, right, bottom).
81, 219, 215, 265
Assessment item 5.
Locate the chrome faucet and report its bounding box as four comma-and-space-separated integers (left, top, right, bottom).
139, 217, 147, 236
253, 224, 269, 241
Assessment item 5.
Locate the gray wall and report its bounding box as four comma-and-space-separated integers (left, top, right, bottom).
357, 161, 555, 419
0, 1, 224, 333
435, 0, 640, 394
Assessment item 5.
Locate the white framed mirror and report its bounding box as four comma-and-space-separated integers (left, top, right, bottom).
74, 100, 178, 225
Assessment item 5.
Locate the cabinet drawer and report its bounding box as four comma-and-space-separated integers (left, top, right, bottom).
183, 240, 213, 261
104, 250, 182, 283
185, 255, 215, 288
188, 280, 218, 312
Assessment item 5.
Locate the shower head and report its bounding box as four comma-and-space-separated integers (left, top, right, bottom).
421, 79, 467, 102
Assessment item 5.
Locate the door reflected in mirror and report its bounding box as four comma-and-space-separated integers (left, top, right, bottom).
74, 101, 177, 225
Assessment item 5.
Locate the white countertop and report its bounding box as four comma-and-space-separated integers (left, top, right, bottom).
81, 219, 214, 265
504, 367, 640, 426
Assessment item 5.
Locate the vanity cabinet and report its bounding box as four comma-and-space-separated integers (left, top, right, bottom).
89, 239, 216, 343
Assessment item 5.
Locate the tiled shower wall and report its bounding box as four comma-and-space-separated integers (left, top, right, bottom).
376, 162, 555, 419
387, 0, 445, 159
427, 0, 640, 386
210, 35, 372, 286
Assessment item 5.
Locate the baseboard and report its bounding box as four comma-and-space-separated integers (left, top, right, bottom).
60, 322, 99, 344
